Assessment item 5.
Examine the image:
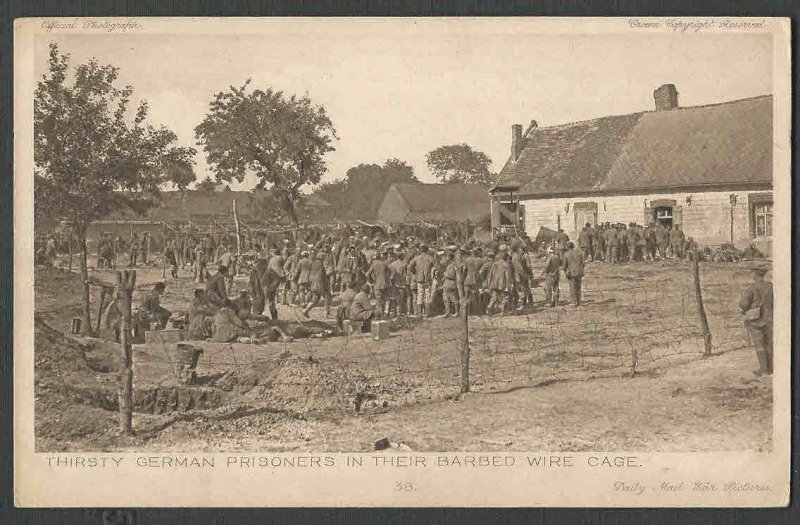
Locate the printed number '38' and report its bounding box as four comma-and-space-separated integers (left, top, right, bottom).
395, 482, 415, 492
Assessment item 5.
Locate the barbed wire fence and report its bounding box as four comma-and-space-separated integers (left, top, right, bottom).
38, 256, 760, 437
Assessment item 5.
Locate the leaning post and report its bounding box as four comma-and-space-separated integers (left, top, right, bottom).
692, 251, 713, 357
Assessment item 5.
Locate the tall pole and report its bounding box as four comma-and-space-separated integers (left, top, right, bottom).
232, 199, 242, 259
117, 269, 136, 434
455, 249, 470, 393
67, 224, 73, 271
692, 251, 713, 357
161, 222, 167, 278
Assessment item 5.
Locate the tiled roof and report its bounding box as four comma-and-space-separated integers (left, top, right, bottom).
494, 94, 772, 196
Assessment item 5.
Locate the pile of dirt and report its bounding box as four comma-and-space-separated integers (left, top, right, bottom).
210, 351, 449, 416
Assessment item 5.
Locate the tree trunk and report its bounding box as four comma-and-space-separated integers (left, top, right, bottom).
78, 224, 92, 336
281, 193, 299, 225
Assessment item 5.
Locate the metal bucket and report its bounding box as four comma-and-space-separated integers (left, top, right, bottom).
173, 343, 203, 385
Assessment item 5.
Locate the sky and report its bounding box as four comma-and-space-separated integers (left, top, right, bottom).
34, 24, 773, 191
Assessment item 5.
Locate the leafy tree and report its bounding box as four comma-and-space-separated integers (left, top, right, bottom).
426, 143, 496, 186
195, 80, 338, 224
195, 175, 219, 192
35, 43, 195, 334
313, 158, 418, 221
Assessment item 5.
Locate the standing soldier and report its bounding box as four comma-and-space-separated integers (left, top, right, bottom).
605, 224, 618, 263
617, 224, 628, 263
626, 223, 638, 262
338, 245, 359, 299
656, 222, 669, 259
408, 244, 435, 319
562, 241, 585, 307
365, 250, 391, 317
511, 244, 531, 311
541, 247, 561, 307
486, 249, 512, 315
739, 266, 773, 376
303, 251, 332, 318
578, 223, 593, 263
294, 250, 313, 307
388, 249, 409, 318
671, 225, 686, 260
250, 258, 269, 317
282, 246, 298, 305
441, 251, 459, 318
478, 249, 495, 313
463, 247, 484, 312
165, 238, 178, 278
592, 223, 605, 263
129, 233, 141, 267
556, 229, 570, 255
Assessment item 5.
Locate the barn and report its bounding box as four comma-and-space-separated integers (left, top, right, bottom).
490, 85, 773, 256
377, 183, 489, 224
82, 188, 332, 239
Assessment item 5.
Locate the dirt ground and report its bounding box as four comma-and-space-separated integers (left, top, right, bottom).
33, 255, 772, 453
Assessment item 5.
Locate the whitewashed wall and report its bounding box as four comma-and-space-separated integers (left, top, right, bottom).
522, 189, 771, 249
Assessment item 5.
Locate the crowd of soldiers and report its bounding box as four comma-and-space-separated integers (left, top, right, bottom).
573, 221, 697, 263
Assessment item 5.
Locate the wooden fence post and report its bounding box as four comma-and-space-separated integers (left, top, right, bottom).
692, 251, 713, 357
68, 224, 73, 271
232, 199, 242, 259
455, 249, 470, 393
117, 269, 136, 434
161, 222, 167, 278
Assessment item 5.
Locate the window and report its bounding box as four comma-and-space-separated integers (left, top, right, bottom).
753, 202, 773, 237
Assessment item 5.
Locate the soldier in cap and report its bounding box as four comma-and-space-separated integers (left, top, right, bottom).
541, 246, 562, 307
486, 250, 513, 315
441, 250, 460, 318
129, 233, 141, 267
303, 251, 332, 318
388, 248, 409, 318
294, 249, 312, 306
365, 250, 391, 317
408, 244, 435, 318
739, 265, 773, 375
562, 241, 585, 307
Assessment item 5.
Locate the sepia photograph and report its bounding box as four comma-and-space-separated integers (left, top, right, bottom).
14, 17, 791, 507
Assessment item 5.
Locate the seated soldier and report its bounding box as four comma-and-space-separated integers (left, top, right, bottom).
233, 290, 252, 319
211, 299, 250, 343
349, 283, 375, 332
140, 282, 171, 329
205, 265, 229, 310
187, 289, 213, 340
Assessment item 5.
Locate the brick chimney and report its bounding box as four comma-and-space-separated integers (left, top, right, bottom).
653, 84, 679, 111
511, 124, 523, 161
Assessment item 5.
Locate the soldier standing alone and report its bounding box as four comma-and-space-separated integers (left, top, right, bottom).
739, 266, 773, 376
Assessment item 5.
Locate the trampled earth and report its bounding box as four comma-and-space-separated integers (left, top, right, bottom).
33, 257, 772, 453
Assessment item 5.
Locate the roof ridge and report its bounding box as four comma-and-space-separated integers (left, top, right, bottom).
528, 93, 773, 133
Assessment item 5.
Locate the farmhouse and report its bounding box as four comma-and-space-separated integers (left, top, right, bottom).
490, 85, 773, 255
377, 183, 489, 224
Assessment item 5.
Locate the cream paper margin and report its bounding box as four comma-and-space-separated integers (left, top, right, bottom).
13, 17, 791, 508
